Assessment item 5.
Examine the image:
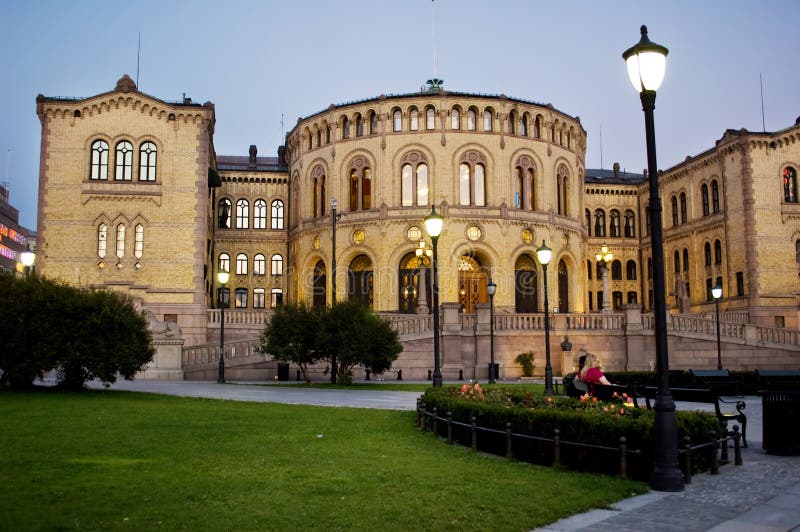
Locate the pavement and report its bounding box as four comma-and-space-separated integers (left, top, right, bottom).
91, 379, 800, 532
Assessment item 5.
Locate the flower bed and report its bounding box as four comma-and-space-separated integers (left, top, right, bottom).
421, 384, 723, 480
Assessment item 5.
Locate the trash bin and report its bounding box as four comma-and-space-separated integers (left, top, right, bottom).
488, 363, 499, 381
277, 362, 290, 382
761, 390, 800, 455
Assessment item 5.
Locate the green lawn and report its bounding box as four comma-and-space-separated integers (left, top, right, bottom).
0, 390, 645, 531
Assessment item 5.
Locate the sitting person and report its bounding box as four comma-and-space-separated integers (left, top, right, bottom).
579, 354, 611, 390
574, 354, 587, 381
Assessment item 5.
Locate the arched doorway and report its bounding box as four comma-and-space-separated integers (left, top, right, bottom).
515, 254, 538, 313
348, 254, 374, 308
398, 252, 432, 314
313, 260, 326, 308
558, 259, 569, 313
458, 255, 488, 314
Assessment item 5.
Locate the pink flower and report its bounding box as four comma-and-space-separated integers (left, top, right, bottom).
461, 384, 469, 394
546, 396, 553, 404
580, 394, 589, 403
592, 397, 598, 403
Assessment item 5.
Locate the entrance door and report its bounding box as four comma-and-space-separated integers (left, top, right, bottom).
558, 259, 569, 313
313, 260, 326, 308
458, 271, 487, 314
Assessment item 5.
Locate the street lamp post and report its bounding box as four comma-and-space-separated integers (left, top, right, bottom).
20, 250, 35, 278
330, 198, 342, 384
624, 25, 683, 491
487, 279, 497, 383
424, 206, 444, 387
536, 240, 554, 395
217, 271, 230, 384
595, 243, 613, 314
712, 284, 723, 370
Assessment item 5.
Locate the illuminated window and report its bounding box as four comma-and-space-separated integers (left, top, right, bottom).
236, 253, 248, 275
115, 224, 125, 258
253, 288, 266, 309
90, 140, 109, 180
784, 167, 798, 203
218, 253, 230, 273
253, 254, 266, 276
139, 142, 157, 181
271, 254, 283, 276
271, 200, 284, 229
467, 108, 476, 130
348, 158, 371, 211
253, 199, 267, 229
218, 198, 232, 229
134, 224, 144, 258
115, 141, 133, 180
483, 109, 493, 131
426, 107, 435, 129
97, 224, 107, 258
236, 199, 249, 229
409, 108, 419, 131
451, 108, 460, 130
234, 288, 248, 308
401, 154, 429, 207
393, 109, 402, 132
459, 152, 486, 206
271, 289, 284, 308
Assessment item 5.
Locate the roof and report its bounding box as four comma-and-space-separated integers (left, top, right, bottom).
584, 168, 645, 185
216, 156, 288, 173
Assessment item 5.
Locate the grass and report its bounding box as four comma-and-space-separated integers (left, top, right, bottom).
0, 389, 645, 531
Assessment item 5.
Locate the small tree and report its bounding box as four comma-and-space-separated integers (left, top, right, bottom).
514, 352, 536, 377
258, 303, 322, 383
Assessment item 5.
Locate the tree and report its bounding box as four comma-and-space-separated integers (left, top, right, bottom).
258, 303, 322, 383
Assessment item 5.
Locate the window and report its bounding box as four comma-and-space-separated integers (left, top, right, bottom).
520, 114, 528, 136
483, 110, 492, 131
627, 291, 638, 304
704, 242, 712, 266
711, 180, 719, 213
218, 253, 230, 273
714, 239, 722, 264
139, 142, 157, 181
624, 210, 635, 237
271, 254, 283, 276
115, 141, 133, 180
514, 156, 535, 210
467, 108, 476, 130
253, 199, 267, 229
369, 112, 378, 135
706, 278, 713, 301
426, 107, 435, 129
348, 158, 371, 211
702, 184, 710, 216
235, 199, 249, 229
671, 196, 678, 226
451, 108, 460, 130
716, 277, 723, 296
316, 128, 322, 147
410, 108, 419, 131
588, 292, 593, 311
647, 257, 652, 279
234, 288, 247, 308
683, 248, 689, 271
784, 167, 798, 203
90, 140, 109, 180
134, 224, 144, 258
271, 288, 284, 308
533, 116, 541, 138
97, 224, 107, 258
218, 198, 232, 229
587, 259, 592, 280
508, 111, 516, 134
116, 224, 125, 258
325, 124, 331, 144
645, 207, 651, 236
736, 271, 744, 296
556, 165, 569, 216
594, 209, 606, 237
674, 250, 680, 273
586, 209, 592, 236
253, 288, 266, 309
342, 116, 350, 139
312, 166, 326, 218
393, 109, 402, 132
355, 114, 364, 137
236, 253, 248, 275
610, 210, 620, 237
271, 200, 284, 229
626, 260, 637, 280
680, 192, 687, 223
611, 260, 622, 280
458, 152, 486, 206
253, 254, 266, 276
613, 291, 623, 309
400, 154, 429, 207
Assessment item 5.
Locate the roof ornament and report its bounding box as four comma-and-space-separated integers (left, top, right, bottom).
426, 79, 444, 93
115, 74, 137, 93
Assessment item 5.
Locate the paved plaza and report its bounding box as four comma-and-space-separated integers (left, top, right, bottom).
94, 379, 800, 531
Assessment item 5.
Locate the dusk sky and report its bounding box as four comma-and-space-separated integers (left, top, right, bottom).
1, 0, 798, 230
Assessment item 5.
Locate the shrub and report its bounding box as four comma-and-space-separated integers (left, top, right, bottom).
514, 352, 535, 377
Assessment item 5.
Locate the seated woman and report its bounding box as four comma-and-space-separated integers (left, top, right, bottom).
578, 354, 611, 392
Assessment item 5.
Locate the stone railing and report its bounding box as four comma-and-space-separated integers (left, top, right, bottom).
564, 313, 625, 330
183, 337, 263, 367
671, 315, 746, 340
207, 309, 272, 326
692, 310, 750, 324
758, 326, 800, 347
387, 315, 433, 336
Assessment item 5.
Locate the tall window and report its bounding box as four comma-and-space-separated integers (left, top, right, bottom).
674, 250, 680, 273
271, 254, 283, 276
683, 248, 689, 271
626, 260, 637, 280
704, 242, 712, 266
236, 253, 248, 275
116, 224, 125, 258
610, 210, 621, 237
736, 271, 744, 296
253, 288, 266, 309
711, 180, 719, 212
624, 210, 635, 237
115, 141, 133, 180
271, 289, 284, 308
90, 140, 109, 180
714, 239, 722, 264
253, 199, 267, 229
459, 152, 486, 206
342, 116, 350, 139
784, 167, 798, 203
702, 184, 710, 216
218, 253, 230, 273
97, 223, 107, 258
585, 209, 592, 236
514, 156, 535, 210
520, 115, 528, 136
508, 111, 517, 134
426, 107, 435, 129
467, 109, 476, 130
400, 153, 428, 207
253, 254, 266, 276
369, 112, 378, 135
271, 199, 284, 229
587, 259, 592, 280
218, 199, 231, 229
355, 114, 364, 137
134, 224, 144, 258
409, 108, 419, 131
451, 108, 461, 130
611, 260, 622, 280
556, 165, 569, 216
483, 109, 493, 131
594, 209, 606, 237
680, 192, 687, 223
234, 288, 247, 308
671, 196, 679, 226
235, 199, 249, 229
393, 109, 402, 132
348, 157, 371, 211
311, 166, 326, 218
139, 142, 157, 181
533, 116, 541, 138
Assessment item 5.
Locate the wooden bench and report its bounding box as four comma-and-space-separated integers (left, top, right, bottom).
756, 369, 800, 391
592, 383, 641, 408
690, 369, 739, 395
640, 386, 747, 447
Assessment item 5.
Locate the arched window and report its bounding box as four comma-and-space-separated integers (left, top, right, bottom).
626, 260, 637, 280
235, 253, 248, 275
306, 129, 312, 150
409, 108, 419, 131
271, 199, 284, 229
611, 260, 622, 280
467, 108, 477, 130
711, 180, 719, 212
556, 165, 569, 216
316, 128, 322, 147
271, 254, 283, 276
348, 157, 371, 211
235, 199, 249, 229
784, 167, 798, 203
483, 109, 493, 131
671, 196, 679, 226
139, 142, 157, 181
253, 288, 266, 309
451, 107, 461, 130
624, 210, 636, 237
115, 141, 133, 180
253, 199, 267, 229
587, 259, 592, 280
369, 112, 378, 135
702, 184, 710, 216
90, 140, 109, 180
97, 223, 107, 258
533, 116, 541, 138
234, 288, 248, 308
514, 156, 535, 210
520, 114, 528, 136
585, 209, 592, 236
683, 248, 689, 271
610, 210, 621, 237
342, 116, 350, 139
325, 123, 331, 144
218, 198, 231, 228
134, 224, 144, 258
704, 242, 712, 266
594, 209, 606, 237
426, 107, 435, 129
116, 224, 125, 258
714, 239, 722, 264
674, 250, 680, 273
311, 166, 326, 218
680, 192, 687, 223
355, 113, 364, 137
393, 109, 402, 132
459, 152, 486, 206
400, 152, 429, 207
253, 254, 266, 276
218, 253, 230, 273
508, 110, 517, 134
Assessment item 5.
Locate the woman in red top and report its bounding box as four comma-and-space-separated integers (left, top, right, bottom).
579, 353, 611, 387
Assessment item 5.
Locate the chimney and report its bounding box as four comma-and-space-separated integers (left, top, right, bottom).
249, 145, 257, 168
613, 162, 620, 177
